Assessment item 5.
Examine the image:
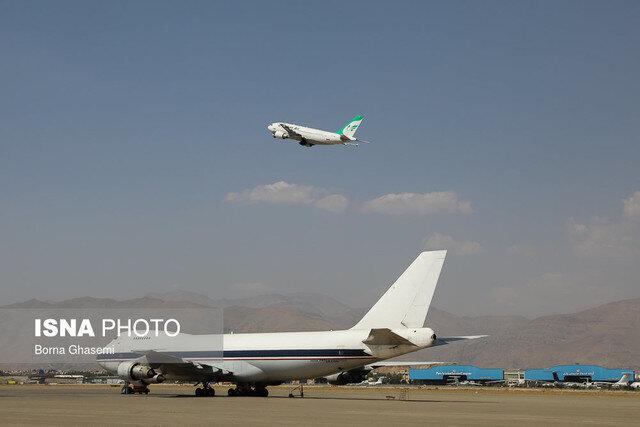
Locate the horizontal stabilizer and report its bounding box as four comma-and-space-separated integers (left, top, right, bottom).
363, 328, 417, 347
367, 361, 447, 368
432, 335, 488, 347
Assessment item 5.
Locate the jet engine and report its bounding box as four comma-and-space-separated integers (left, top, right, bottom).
144, 373, 166, 384
325, 368, 371, 385
273, 130, 288, 139
117, 361, 165, 383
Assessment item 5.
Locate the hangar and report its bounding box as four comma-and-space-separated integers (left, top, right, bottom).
410, 365, 503, 384
524, 365, 635, 383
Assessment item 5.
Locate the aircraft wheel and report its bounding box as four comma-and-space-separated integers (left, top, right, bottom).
227, 388, 237, 397
195, 387, 204, 397
256, 387, 268, 397
206, 387, 215, 397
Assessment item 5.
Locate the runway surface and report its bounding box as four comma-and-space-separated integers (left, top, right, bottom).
0, 384, 637, 426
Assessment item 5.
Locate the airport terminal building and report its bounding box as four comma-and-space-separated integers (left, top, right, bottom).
524, 365, 635, 383
410, 365, 503, 384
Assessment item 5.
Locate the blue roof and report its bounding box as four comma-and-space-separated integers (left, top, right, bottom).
524, 365, 635, 382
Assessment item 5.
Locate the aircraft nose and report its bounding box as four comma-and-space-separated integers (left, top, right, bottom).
267, 124, 275, 132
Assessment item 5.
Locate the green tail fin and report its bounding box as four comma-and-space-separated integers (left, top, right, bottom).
337, 115, 364, 138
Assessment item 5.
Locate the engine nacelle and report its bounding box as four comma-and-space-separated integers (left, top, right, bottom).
325, 368, 371, 385
144, 373, 166, 384
117, 361, 156, 381
273, 130, 288, 139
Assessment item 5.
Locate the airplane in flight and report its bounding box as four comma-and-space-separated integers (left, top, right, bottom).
98, 250, 486, 397
267, 115, 370, 147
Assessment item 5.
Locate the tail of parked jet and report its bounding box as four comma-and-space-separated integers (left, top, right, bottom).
615, 373, 633, 386
352, 250, 447, 330
337, 115, 364, 138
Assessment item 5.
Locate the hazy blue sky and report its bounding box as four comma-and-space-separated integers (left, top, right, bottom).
2, 1, 639, 316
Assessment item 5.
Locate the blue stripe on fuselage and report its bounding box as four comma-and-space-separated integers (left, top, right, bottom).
97, 349, 368, 361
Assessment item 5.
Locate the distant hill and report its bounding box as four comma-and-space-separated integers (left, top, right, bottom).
413, 298, 640, 370
2, 292, 360, 333
142, 290, 364, 330
425, 308, 529, 337
5, 293, 639, 369
4, 296, 205, 309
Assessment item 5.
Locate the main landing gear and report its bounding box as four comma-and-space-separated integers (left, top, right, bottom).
227, 384, 269, 397
194, 382, 216, 397
120, 382, 149, 395
298, 139, 314, 147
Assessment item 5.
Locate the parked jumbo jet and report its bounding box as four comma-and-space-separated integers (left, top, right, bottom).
267, 115, 370, 147
98, 251, 485, 397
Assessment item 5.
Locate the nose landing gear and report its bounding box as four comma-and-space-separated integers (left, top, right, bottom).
120, 382, 150, 395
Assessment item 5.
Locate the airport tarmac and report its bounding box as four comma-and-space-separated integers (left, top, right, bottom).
0, 384, 637, 426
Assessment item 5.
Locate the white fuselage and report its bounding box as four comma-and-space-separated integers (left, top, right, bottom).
98, 327, 435, 384
267, 123, 351, 146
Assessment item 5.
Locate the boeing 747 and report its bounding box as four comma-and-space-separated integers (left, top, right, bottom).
98, 251, 485, 397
